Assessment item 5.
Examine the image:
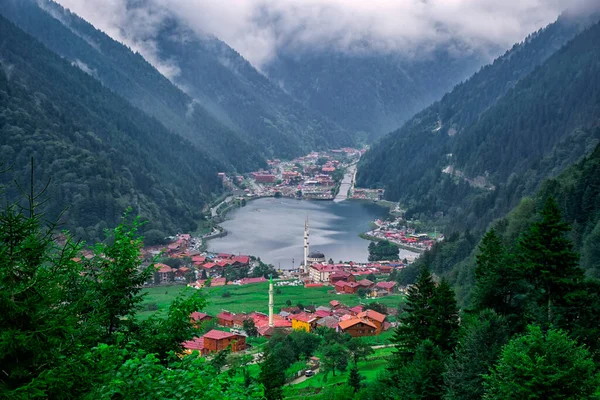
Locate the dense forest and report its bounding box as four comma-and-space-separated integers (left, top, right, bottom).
265, 47, 485, 140
357, 14, 599, 235
0, 15, 222, 243
0, 0, 266, 172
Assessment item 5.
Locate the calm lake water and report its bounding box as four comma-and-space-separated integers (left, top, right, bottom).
208, 198, 416, 268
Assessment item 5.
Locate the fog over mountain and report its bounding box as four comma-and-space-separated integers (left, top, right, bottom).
54, 0, 598, 74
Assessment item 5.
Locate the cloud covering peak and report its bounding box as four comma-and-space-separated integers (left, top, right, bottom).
55, 0, 599, 70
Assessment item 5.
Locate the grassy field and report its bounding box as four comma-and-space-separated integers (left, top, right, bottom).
138, 282, 404, 320
283, 346, 394, 398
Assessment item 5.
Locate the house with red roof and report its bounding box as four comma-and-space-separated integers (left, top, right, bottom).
357, 310, 387, 334
239, 277, 267, 285
375, 281, 397, 294
337, 318, 377, 337
308, 264, 343, 282
349, 305, 363, 315
315, 310, 331, 318
203, 330, 246, 353
291, 313, 319, 332
190, 312, 212, 327
155, 263, 174, 283
357, 279, 375, 289
216, 311, 235, 328
329, 271, 354, 284
210, 277, 227, 287
343, 281, 361, 294
329, 300, 341, 308
182, 336, 207, 355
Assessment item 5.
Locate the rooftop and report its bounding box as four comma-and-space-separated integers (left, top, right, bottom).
358, 309, 387, 323
203, 330, 239, 340
338, 318, 377, 330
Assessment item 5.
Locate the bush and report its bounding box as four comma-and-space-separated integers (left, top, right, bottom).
221, 291, 232, 298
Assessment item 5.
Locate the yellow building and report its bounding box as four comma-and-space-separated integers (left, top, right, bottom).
291, 313, 318, 332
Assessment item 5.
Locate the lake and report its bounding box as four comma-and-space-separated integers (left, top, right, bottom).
208, 197, 417, 268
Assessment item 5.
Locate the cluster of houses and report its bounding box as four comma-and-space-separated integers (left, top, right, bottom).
182, 300, 392, 356
365, 219, 444, 252
306, 263, 399, 297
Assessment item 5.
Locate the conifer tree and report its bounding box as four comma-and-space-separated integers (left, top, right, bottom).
517, 197, 582, 325
432, 278, 460, 354
348, 364, 363, 392
444, 310, 509, 400
392, 266, 438, 362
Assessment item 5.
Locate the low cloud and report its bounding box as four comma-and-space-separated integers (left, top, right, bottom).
55, 0, 599, 70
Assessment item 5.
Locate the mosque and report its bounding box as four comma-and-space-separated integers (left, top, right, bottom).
303, 217, 326, 273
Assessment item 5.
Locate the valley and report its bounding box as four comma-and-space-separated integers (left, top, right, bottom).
2, 1, 600, 399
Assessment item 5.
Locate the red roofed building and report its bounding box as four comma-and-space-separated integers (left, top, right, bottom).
251, 172, 276, 183
334, 281, 348, 293
357, 309, 387, 334
203, 330, 246, 353
309, 264, 343, 282
375, 281, 397, 294
216, 311, 235, 327
155, 263, 174, 283
232, 313, 250, 329
357, 279, 375, 289
315, 310, 331, 318
182, 337, 207, 355
330, 300, 341, 308
239, 277, 267, 285
337, 318, 377, 337
231, 255, 250, 265
210, 277, 227, 286
329, 271, 354, 284
349, 305, 363, 315
190, 312, 212, 327
291, 313, 319, 332
192, 256, 206, 266
344, 281, 361, 294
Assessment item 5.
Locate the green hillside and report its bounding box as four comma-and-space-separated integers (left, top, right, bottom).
0, 0, 265, 171
0, 15, 222, 242
358, 16, 600, 235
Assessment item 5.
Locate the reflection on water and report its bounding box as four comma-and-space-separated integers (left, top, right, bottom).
208, 198, 416, 268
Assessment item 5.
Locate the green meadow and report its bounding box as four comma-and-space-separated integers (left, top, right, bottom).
282, 346, 394, 398
138, 281, 404, 320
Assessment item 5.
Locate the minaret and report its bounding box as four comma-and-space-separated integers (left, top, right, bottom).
303, 216, 309, 273
268, 275, 274, 328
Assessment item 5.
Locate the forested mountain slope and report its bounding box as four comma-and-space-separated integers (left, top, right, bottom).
265, 48, 486, 139
0, 15, 222, 243
358, 16, 600, 234
152, 20, 355, 159
0, 0, 265, 171
416, 138, 600, 305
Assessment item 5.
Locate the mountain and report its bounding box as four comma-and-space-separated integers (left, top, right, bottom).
150, 20, 355, 159
357, 15, 600, 234
0, 0, 265, 171
0, 14, 223, 243
419, 138, 600, 305
264, 47, 487, 140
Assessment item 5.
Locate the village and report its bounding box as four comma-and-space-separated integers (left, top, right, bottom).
139, 232, 409, 369
363, 215, 445, 252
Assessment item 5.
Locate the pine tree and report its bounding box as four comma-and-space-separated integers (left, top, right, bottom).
471, 228, 526, 329
392, 266, 437, 363
432, 278, 460, 354
517, 197, 582, 325
348, 364, 363, 392
444, 310, 510, 400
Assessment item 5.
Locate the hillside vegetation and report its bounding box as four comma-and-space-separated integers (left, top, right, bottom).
0, 15, 222, 242
358, 16, 600, 235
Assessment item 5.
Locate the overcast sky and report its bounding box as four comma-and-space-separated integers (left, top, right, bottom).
55, 0, 598, 73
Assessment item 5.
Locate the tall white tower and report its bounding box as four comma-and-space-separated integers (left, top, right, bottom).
268, 275, 274, 328
303, 216, 309, 273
